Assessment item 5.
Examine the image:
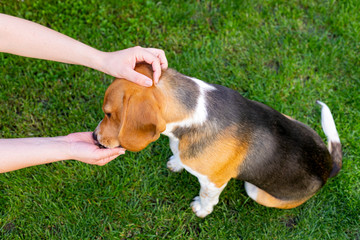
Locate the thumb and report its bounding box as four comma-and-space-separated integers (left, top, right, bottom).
125, 69, 153, 87
94, 148, 125, 161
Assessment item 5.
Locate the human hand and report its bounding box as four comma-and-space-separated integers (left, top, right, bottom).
65, 132, 125, 166
99, 46, 168, 87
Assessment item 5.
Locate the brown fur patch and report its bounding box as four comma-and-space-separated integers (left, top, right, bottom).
134, 63, 154, 80
180, 126, 249, 187
255, 187, 312, 209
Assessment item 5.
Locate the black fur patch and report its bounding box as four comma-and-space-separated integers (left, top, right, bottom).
166, 69, 199, 111
329, 142, 342, 178
236, 100, 333, 200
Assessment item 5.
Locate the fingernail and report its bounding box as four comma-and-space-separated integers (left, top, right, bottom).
145, 80, 153, 87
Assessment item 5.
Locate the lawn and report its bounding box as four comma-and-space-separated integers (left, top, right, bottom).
0, 0, 359, 239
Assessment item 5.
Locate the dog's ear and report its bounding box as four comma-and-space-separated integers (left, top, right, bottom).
118, 95, 166, 152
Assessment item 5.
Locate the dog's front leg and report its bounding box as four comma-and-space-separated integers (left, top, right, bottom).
167, 155, 184, 172
166, 137, 184, 172
190, 178, 227, 218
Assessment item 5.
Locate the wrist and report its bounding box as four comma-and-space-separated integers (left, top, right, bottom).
87, 49, 108, 75
62, 134, 77, 160
48, 136, 73, 161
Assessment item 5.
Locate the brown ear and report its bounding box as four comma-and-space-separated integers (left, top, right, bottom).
134, 63, 153, 80
118, 97, 166, 152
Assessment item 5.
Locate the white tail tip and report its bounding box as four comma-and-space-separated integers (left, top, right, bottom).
316, 101, 340, 143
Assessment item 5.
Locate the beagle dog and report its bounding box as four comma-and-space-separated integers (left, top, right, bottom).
93, 63, 342, 218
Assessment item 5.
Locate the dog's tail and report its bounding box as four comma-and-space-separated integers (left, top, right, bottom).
316, 101, 342, 178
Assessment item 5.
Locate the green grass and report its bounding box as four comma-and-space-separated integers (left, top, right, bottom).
0, 0, 359, 238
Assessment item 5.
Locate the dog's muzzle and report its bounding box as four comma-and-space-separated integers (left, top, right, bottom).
92, 131, 123, 149
92, 131, 107, 149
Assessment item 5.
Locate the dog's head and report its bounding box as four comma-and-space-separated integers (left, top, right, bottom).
93, 65, 166, 152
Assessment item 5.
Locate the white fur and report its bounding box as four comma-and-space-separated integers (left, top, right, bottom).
163, 77, 224, 217
162, 77, 215, 135
244, 182, 258, 202
167, 154, 183, 172
316, 101, 340, 143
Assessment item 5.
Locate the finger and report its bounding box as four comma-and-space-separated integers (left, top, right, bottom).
96, 154, 120, 166
134, 49, 162, 85
146, 48, 168, 70
145, 49, 168, 84
81, 132, 96, 142
152, 63, 161, 85
94, 147, 125, 160
125, 68, 153, 87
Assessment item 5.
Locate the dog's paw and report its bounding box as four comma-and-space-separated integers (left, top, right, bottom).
190, 196, 213, 218
167, 156, 184, 172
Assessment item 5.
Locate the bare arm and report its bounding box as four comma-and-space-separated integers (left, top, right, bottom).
0, 132, 125, 173
0, 13, 168, 86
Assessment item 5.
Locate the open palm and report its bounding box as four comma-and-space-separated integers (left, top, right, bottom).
66, 132, 125, 165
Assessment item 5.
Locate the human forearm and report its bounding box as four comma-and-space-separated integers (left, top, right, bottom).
0, 13, 104, 70
0, 136, 70, 173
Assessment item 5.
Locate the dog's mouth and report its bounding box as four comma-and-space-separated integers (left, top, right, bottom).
92, 132, 107, 149
92, 132, 122, 149
96, 142, 107, 149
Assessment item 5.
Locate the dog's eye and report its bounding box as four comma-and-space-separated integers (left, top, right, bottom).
106, 113, 111, 118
